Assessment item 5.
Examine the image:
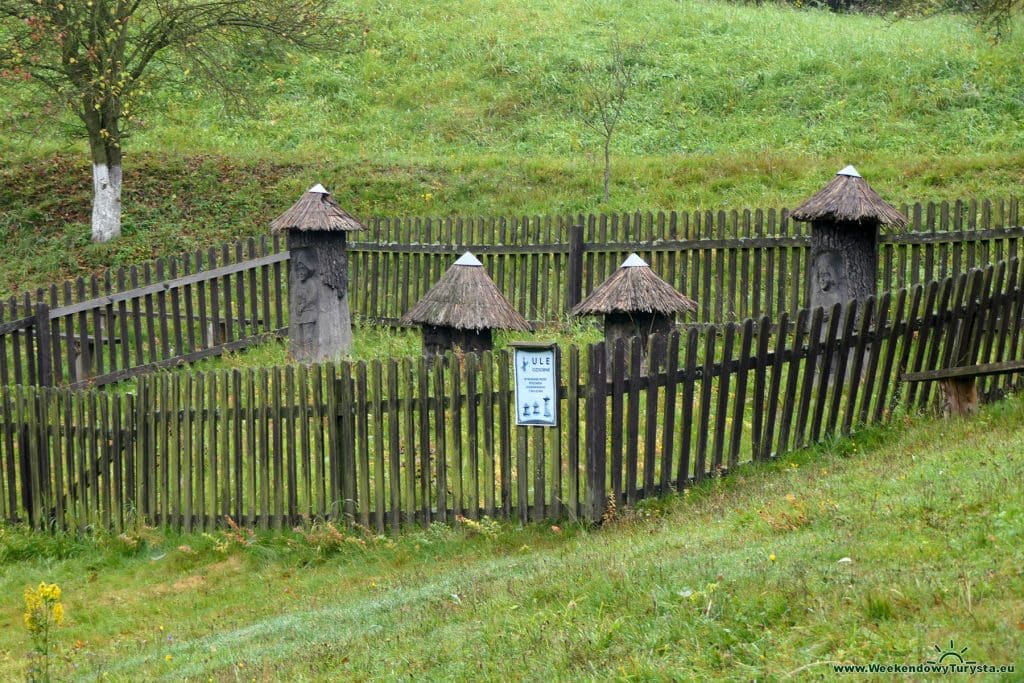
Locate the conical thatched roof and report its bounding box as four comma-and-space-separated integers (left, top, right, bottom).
791, 166, 907, 228
572, 254, 697, 317
269, 184, 364, 233
400, 252, 532, 331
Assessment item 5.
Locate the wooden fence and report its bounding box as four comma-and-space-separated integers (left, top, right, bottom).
3, 260, 1022, 532
0, 237, 288, 389
348, 198, 1024, 325
2, 198, 1022, 391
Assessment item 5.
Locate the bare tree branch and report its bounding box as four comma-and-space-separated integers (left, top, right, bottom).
574, 35, 640, 203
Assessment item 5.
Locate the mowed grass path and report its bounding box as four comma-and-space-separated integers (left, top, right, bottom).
0, 397, 1022, 680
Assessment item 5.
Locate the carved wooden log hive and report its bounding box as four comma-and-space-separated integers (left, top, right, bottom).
793, 166, 908, 377
270, 184, 364, 362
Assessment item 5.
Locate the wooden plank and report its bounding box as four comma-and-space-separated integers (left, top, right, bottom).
83, 389, 98, 527
246, 239, 260, 339
659, 331, 679, 493
372, 361, 387, 531
257, 369, 271, 530
584, 343, 607, 523
183, 373, 195, 533
433, 356, 448, 524
694, 329, 715, 482
566, 345, 580, 520
879, 286, 918, 419
271, 369, 284, 530
210, 371, 223, 529
449, 352, 464, 521
357, 362, 371, 528
728, 319, 754, 471
341, 361, 358, 524
824, 300, 858, 437
195, 373, 207, 531
902, 359, 1024, 382
465, 354, 480, 520
386, 359, 401, 531
207, 250, 222, 348
498, 349, 512, 518
642, 335, 660, 498
750, 316, 771, 461
89, 276, 106, 377
609, 339, 625, 505
480, 350, 496, 517
777, 308, 809, 456
50, 389, 65, 529
711, 323, 735, 475
143, 376, 157, 524
20, 387, 42, 528
0, 388, 13, 522
75, 387, 88, 527
975, 262, 1006, 397
624, 338, 641, 505
242, 370, 256, 526
796, 307, 826, 448
845, 295, 880, 432
677, 328, 699, 489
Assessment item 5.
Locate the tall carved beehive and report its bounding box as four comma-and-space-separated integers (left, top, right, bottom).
270, 184, 364, 362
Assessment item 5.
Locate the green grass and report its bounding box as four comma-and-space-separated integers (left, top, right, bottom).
2, 0, 1024, 294
0, 395, 1021, 680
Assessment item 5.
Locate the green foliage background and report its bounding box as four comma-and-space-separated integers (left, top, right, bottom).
1, 0, 1023, 292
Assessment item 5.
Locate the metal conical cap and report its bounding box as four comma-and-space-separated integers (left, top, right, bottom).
454, 251, 483, 267
836, 165, 861, 178
620, 253, 648, 268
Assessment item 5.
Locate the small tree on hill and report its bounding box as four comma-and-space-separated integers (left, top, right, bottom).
0, 1, 355, 243
575, 36, 639, 204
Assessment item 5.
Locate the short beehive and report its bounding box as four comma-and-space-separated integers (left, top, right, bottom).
572, 253, 697, 356
400, 252, 532, 356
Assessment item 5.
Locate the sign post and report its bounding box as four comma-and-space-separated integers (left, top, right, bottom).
512, 342, 559, 427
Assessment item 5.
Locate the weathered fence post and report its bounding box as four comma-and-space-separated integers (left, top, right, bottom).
565, 223, 585, 313
33, 303, 53, 387
584, 342, 607, 523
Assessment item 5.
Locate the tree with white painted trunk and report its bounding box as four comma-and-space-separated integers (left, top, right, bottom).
0, 0, 355, 242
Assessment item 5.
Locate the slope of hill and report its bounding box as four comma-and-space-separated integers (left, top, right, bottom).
1, 0, 1023, 293
0, 395, 1021, 679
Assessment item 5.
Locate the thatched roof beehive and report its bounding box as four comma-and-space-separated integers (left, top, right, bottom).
572, 254, 697, 317
790, 166, 907, 228
400, 252, 532, 332
269, 184, 364, 233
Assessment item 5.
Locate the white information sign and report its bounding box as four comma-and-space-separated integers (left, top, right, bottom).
513, 345, 559, 427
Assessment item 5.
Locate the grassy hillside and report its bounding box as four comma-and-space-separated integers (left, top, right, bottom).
1, 0, 1023, 294
0, 397, 1021, 680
